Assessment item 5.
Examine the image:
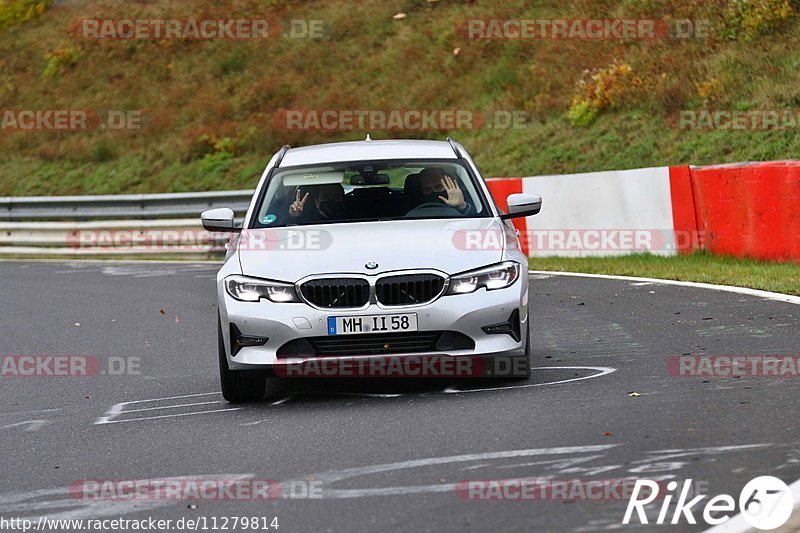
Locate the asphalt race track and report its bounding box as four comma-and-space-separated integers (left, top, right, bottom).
1, 261, 799, 532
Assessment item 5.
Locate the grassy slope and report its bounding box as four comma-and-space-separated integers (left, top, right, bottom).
2, 0, 800, 195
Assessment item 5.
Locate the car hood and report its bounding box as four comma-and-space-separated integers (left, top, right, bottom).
236, 218, 513, 282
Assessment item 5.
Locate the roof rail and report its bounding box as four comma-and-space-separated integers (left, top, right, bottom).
446, 137, 462, 158
274, 144, 291, 168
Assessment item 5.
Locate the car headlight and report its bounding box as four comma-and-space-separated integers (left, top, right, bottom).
446, 261, 520, 295
225, 275, 300, 303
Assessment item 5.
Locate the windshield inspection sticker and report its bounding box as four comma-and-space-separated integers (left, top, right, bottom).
261, 214, 277, 225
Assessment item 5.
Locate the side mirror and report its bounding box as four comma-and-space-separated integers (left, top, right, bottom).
201, 208, 240, 232
500, 193, 542, 220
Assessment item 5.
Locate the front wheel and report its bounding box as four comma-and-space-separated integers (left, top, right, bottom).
504, 320, 531, 381
218, 318, 267, 403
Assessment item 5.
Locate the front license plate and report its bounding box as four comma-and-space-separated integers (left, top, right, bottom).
327, 313, 418, 335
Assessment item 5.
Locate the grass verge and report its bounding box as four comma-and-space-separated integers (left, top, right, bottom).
529, 253, 800, 296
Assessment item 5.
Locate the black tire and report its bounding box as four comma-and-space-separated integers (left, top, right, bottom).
505, 320, 531, 381
218, 318, 267, 403
522, 319, 532, 378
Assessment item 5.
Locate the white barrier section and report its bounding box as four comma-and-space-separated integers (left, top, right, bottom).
521, 167, 677, 257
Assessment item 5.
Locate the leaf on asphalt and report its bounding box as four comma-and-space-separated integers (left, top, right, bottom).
175, 315, 181, 324
159, 309, 165, 315
602, 432, 612, 436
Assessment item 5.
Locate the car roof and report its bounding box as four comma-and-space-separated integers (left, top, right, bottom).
278, 139, 459, 167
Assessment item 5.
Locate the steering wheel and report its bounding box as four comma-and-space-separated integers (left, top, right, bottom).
405, 202, 463, 217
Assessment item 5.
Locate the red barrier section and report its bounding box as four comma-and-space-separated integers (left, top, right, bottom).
668, 165, 701, 254
690, 161, 800, 262
485, 178, 527, 256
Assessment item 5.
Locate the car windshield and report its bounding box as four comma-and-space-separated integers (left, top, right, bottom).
251, 159, 490, 228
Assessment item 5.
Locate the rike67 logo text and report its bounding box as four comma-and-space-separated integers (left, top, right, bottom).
624, 476, 793, 530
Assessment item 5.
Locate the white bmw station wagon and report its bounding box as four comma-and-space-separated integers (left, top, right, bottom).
202, 138, 542, 402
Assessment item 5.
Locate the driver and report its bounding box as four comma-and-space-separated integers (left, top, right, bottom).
411, 168, 474, 215
288, 183, 346, 222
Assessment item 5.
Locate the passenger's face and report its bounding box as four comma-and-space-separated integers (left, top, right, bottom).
315, 187, 344, 218
315, 188, 343, 204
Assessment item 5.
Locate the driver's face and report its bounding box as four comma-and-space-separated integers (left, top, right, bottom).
420, 174, 445, 196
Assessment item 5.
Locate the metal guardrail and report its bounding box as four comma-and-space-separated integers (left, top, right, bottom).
0, 190, 254, 221
0, 190, 253, 256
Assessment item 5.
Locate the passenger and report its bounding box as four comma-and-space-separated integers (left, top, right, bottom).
288, 183, 346, 222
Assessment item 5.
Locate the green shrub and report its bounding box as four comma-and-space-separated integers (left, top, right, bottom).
567, 100, 598, 127
198, 151, 234, 175
197, 136, 236, 175
42, 44, 81, 78
568, 62, 640, 126
0, 0, 49, 30
722, 0, 795, 41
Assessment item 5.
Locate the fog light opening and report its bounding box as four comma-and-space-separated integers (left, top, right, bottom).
230, 324, 269, 357
481, 309, 521, 342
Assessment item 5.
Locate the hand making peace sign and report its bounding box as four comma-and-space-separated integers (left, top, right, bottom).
289, 189, 310, 217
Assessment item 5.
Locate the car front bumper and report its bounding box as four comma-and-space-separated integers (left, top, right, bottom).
219, 278, 529, 372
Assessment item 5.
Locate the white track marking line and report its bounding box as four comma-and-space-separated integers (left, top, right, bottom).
300, 445, 618, 499
528, 270, 800, 533
96, 408, 241, 424
529, 270, 800, 306
94, 392, 223, 424
113, 391, 220, 406
443, 366, 616, 394
0, 475, 252, 521
315, 445, 618, 483
120, 401, 222, 414
0, 420, 48, 432
633, 444, 771, 463
0, 408, 61, 416
531, 269, 800, 532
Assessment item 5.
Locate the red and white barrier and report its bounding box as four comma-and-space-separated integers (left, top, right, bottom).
690, 161, 800, 262
486, 166, 696, 257
485, 161, 799, 262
